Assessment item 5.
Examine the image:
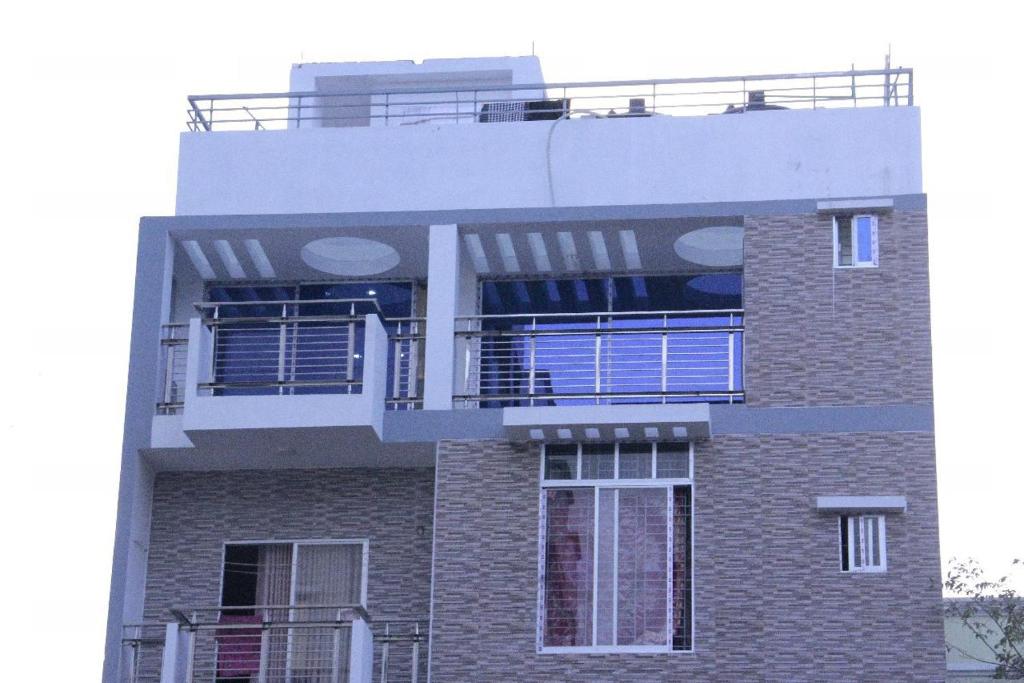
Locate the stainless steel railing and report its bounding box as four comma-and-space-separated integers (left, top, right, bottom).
386, 318, 424, 411
172, 605, 371, 683
186, 67, 913, 131
121, 623, 167, 683
455, 309, 744, 407
196, 300, 371, 396
157, 324, 189, 415
134, 607, 425, 683
155, 302, 424, 411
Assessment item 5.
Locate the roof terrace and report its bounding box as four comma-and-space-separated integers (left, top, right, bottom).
186, 67, 913, 132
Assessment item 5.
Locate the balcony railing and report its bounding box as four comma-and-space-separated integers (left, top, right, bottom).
121, 608, 426, 683
156, 301, 423, 414
186, 67, 913, 131
157, 324, 189, 415
121, 623, 167, 683
455, 309, 744, 408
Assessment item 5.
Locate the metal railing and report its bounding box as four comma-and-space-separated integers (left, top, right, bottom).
157, 324, 189, 415
196, 300, 371, 396
455, 309, 744, 407
172, 605, 370, 683
186, 67, 913, 131
386, 318, 424, 411
121, 624, 167, 683
375, 620, 427, 683
127, 608, 426, 683
155, 302, 423, 411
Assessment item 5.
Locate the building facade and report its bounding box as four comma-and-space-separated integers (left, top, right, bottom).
104, 56, 945, 682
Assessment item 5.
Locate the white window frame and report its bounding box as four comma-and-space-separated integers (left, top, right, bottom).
833, 214, 879, 268
220, 538, 371, 608
536, 442, 695, 654
840, 515, 887, 573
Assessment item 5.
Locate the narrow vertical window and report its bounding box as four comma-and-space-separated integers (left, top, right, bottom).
839, 514, 887, 573
543, 487, 595, 646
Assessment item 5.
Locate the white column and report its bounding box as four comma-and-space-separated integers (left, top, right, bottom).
423, 224, 460, 410
361, 314, 389, 439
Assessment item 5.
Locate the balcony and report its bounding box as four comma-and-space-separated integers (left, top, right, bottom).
122, 607, 425, 683
152, 300, 425, 453
455, 309, 744, 408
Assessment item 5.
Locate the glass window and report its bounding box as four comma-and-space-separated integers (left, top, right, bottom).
834, 215, 878, 268
540, 444, 693, 652
581, 443, 615, 479
545, 444, 579, 480
618, 443, 653, 479
840, 514, 887, 572
656, 443, 690, 479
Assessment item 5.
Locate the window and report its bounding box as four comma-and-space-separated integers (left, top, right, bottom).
539, 442, 693, 653
833, 214, 878, 268
218, 541, 368, 681
221, 540, 368, 609
839, 515, 887, 572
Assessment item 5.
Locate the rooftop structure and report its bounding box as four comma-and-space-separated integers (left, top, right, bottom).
104, 55, 943, 682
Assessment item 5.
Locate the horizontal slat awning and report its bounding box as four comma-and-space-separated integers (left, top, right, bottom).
503, 403, 710, 442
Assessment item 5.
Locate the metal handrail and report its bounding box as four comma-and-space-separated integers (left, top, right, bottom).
186, 67, 914, 131
173, 604, 371, 628
458, 308, 744, 321
189, 68, 912, 102
456, 309, 744, 407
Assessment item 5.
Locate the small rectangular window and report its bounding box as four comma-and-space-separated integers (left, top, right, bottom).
839, 514, 887, 572
833, 215, 879, 268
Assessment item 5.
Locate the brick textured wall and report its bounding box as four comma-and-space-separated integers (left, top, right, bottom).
743, 210, 933, 406
429, 436, 945, 682
143, 467, 434, 680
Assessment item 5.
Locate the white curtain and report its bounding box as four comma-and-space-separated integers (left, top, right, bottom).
256, 544, 293, 683
290, 544, 364, 682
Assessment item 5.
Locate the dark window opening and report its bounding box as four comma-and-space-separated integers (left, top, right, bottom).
672, 485, 693, 651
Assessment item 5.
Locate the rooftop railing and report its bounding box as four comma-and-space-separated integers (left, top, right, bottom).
455, 309, 744, 408
187, 67, 913, 131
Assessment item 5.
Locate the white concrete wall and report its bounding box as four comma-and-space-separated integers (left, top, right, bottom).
176, 106, 922, 215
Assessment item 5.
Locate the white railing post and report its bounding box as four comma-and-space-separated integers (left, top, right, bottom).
277, 305, 288, 396
408, 321, 420, 400
159, 623, 179, 683
379, 622, 390, 683
182, 318, 212, 419
331, 608, 343, 683
410, 624, 420, 683
528, 317, 537, 405
348, 618, 374, 683
257, 625, 269, 683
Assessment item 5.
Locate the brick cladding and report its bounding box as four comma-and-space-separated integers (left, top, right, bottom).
428, 436, 945, 682
143, 467, 434, 680
743, 210, 933, 406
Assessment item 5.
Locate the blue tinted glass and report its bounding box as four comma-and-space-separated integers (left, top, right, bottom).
299, 282, 412, 317
481, 278, 607, 315
856, 217, 874, 264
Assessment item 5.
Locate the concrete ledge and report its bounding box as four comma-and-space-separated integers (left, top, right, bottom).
816, 495, 907, 512
817, 197, 894, 212
503, 403, 710, 442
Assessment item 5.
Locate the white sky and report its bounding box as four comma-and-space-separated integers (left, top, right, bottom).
2, 1, 1022, 678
